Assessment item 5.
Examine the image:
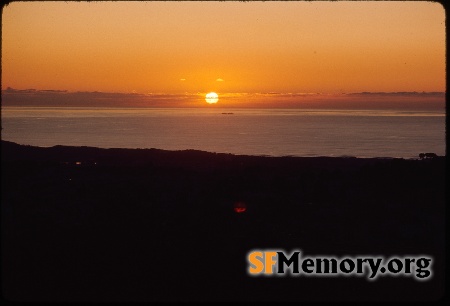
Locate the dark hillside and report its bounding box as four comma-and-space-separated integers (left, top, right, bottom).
1, 141, 445, 302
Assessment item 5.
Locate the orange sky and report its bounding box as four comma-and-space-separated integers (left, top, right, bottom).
1, 1, 446, 96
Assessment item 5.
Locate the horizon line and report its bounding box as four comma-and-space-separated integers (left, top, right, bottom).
1, 87, 446, 96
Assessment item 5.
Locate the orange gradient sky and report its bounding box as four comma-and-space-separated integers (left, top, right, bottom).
1, 1, 446, 96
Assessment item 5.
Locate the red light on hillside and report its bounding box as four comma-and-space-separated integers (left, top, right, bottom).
234, 201, 247, 213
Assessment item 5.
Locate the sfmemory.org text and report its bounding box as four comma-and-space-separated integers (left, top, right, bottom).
247, 249, 432, 281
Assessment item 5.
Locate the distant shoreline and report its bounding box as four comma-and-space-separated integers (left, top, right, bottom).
1, 140, 443, 165
1, 140, 443, 161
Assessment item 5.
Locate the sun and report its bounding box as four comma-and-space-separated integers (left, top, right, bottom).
205, 92, 219, 104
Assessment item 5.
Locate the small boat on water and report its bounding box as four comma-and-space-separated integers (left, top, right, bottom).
221, 112, 234, 115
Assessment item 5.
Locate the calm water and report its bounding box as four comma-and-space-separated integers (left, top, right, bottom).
1, 107, 445, 158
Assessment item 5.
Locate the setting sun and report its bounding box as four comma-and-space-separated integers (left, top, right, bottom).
0, 1, 446, 302
205, 92, 219, 104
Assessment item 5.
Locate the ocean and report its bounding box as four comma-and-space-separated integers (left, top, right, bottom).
1, 107, 445, 159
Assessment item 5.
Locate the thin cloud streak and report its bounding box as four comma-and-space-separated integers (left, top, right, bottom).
1, 88, 445, 110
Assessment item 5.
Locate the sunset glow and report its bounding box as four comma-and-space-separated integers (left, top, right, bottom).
1, 2, 446, 302
1, 1, 446, 108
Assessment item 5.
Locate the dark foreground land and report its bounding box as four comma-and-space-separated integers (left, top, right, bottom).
1, 141, 446, 302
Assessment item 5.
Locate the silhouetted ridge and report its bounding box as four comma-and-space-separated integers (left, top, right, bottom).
1, 140, 445, 302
